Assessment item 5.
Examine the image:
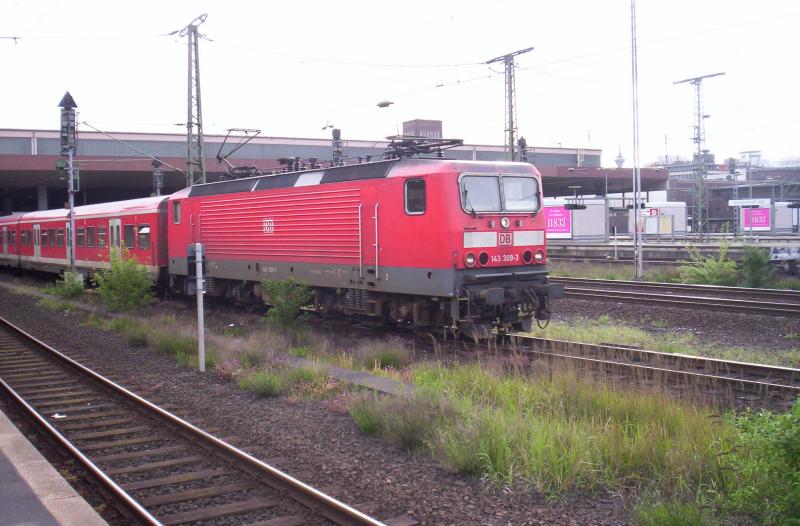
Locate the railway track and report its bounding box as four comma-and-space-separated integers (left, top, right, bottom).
552, 277, 800, 317
509, 334, 800, 408
0, 315, 399, 526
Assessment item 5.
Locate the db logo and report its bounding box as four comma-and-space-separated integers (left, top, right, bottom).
498, 233, 513, 246
262, 219, 274, 234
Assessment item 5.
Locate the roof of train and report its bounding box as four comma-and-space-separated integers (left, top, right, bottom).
6, 196, 168, 223
175, 157, 538, 200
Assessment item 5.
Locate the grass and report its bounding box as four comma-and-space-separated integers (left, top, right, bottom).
350, 363, 731, 495
549, 261, 681, 282
349, 361, 800, 524
633, 501, 710, 526
37, 297, 78, 313
238, 365, 338, 399
354, 338, 412, 370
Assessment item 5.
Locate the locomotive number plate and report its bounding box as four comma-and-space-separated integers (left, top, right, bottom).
498, 232, 513, 246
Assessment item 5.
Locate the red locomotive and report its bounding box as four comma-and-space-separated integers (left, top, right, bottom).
0, 150, 561, 336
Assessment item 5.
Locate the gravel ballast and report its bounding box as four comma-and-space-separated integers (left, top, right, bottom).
0, 283, 632, 526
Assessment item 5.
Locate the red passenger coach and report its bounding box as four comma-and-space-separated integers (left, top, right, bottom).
1, 197, 168, 277
0, 214, 22, 269
168, 157, 562, 334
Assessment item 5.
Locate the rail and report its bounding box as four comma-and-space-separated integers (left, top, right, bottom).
0, 315, 388, 526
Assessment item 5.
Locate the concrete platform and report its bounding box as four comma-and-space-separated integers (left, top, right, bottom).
0, 408, 107, 526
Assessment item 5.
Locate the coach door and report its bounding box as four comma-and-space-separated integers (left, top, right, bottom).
33, 224, 41, 259
109, 219, 121, 252
1, 227, 6, 255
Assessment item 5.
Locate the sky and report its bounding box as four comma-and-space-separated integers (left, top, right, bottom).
1, 0, 799, 167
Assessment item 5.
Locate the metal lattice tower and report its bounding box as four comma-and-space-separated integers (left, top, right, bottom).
172, 14, 208, 187
674, 72, 724, 236
486, 47, 533, 161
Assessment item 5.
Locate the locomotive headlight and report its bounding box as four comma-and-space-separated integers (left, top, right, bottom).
500, 217, 510, 228
534, 250, 545, 263
465, 252, 476, 267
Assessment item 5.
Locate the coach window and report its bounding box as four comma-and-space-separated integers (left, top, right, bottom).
405, 179, 426, 215
77, 228, 85, 247
56, 229, 64, 247
123, 224, 136, 248
48, 228, 56, 246
138, 225, 151, 249
98, 226, 107, 248
172, 202, 181, 224
86, 227, 96, 247
41, 230, 48, 247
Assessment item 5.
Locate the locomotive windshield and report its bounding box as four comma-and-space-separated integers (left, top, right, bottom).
460, 175, 540, 213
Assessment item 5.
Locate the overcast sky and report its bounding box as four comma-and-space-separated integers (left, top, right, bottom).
2, 0, 798, 167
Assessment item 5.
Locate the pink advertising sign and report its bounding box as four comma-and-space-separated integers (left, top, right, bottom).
743, 208, 771, 230
544, 206, 572, 239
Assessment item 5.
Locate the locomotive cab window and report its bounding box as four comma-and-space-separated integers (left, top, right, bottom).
404, 179, 426, 215
503, 176, 540, 212
460, 175, 501, 213
172, 202, 181, 224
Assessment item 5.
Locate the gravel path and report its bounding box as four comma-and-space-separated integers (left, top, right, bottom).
0, 282, 632, 526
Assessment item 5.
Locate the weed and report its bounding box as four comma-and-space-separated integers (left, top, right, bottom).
261, 278, 312, 327
771, 277, 800, 291
37, 298, 77, 313
677, 241, 737, 285
740, 245, 774, 288
355, 338, 411, 370
239, 370, 287, 397
633, 501, 709, 526
349, 395, 385, 435
716, 401, 800, 524
93, 249, 153, 310
289, 346, 314, 358
152, 331, 196, 357
49, 270, 85, 298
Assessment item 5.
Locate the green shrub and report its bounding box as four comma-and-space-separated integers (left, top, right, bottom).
238, 370, 287, 397
51, 270, 85, 298
93, 249, 153, 310
261, 278, 312, 327
677, 241, 737, 285
739, 245, 774, 288
717, 401, 800, 524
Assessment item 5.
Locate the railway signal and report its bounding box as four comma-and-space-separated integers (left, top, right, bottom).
58, 91, 78, 269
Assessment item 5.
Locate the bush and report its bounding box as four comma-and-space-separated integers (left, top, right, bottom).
717, 401, 800, 524
93, 249, 153, 310
51, 270, 85, 298
677, 241, 737, 285
261, 278, 312, 327
740, 245, 774, 288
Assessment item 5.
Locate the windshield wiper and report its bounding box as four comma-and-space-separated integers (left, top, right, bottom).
463, 189, 477, 218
